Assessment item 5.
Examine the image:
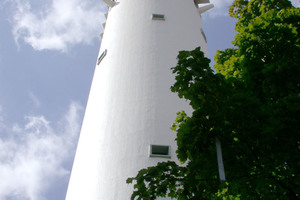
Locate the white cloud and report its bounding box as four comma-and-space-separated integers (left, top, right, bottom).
0, 101, 83, 200
291, 0, 300, 7
204, 0, 233, 18
10, 0, 106, 52
210, 0, 233, 10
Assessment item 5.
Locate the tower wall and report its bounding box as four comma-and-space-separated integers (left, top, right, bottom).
66, 0, 209, 199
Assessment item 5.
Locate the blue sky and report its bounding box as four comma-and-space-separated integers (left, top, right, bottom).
0, 0, 298, 200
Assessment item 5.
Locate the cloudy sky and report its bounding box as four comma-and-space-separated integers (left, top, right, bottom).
0, 0, 298, 200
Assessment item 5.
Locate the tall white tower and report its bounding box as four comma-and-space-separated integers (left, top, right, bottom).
66, 0, 213, 199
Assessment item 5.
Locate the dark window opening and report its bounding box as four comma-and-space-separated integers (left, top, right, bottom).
149, 145, 171, 158
152, 14, 165, 20
201, 28, 207, 43
97, 49, 107, 65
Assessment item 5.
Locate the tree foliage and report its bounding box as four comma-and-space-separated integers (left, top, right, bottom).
127, 0, 300, 199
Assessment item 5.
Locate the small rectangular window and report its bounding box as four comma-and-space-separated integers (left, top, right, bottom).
152, 14, 165, 20
97, 49, 107, 65
149, 145, 171, 158
201, 28, 207, 43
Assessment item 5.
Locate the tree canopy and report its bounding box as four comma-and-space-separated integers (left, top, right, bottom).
127, 0, 300, 199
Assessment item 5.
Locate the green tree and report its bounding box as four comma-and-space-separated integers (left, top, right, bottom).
127, 0, 300, 199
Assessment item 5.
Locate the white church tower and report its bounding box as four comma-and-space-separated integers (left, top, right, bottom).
66, 0, 213, 199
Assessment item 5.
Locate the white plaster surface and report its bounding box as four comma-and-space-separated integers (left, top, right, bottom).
66, 0, 209, 199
